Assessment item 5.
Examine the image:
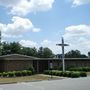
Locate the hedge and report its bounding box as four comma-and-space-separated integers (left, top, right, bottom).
26, 70, 32, 75
71, 72, 80, 78
44, 70, 87, 78
22, 70, 28, 76
0, 70, 33, 77
80, 72, 87, 77
2, 72, 8, 77
14, 71, 22, 77
8, 72, 15, 77
0, 73, 2, 77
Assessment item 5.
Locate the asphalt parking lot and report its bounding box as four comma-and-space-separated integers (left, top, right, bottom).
0, 76, 90, 90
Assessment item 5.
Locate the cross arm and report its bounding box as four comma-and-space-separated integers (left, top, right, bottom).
56, 44, 69, 46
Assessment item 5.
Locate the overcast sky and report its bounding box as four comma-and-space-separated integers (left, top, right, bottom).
0, 0, 90, 55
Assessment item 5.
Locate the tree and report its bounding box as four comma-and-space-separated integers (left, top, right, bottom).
1, 42, 22, 55
2, 42, 11, 55
9, 42, 21, 54
88, 52, 90, 58
37, 47, 54, 58
43, 47, 54, 58
20, 47, 37, 57
1, 41, 54, 58
37, 47, 44, 58
65, 50, 87, 58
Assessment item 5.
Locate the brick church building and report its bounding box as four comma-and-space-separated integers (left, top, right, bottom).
0, 54, 90, 73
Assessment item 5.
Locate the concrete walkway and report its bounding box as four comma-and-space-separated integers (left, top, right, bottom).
0, 76, 90, 90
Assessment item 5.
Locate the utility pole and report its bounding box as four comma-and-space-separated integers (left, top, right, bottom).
56, 37, 69, 72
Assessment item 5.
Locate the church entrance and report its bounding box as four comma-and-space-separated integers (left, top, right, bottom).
33, 60, 48, 73
38, 60, 48, 73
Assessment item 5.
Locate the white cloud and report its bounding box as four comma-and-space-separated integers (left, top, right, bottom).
33, 28, 41, 32
41, 40, 62, 54
70, 0, 90, 6
18, 24, 90, 55
0, 0, 19, 6
0, 0, 55, 16
63, 24, 90, 55
19, 40, 38, 47
19, 39, 61, 54
41, 40, 51, 45
65, 24, 90, 37
0, 16, 40, 38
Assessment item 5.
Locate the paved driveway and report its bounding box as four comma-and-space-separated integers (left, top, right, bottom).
0, 76, 90, 90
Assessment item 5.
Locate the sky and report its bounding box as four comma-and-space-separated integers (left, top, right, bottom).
0, 0, 90, 55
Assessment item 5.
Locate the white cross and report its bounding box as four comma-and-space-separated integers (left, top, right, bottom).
56, 37, 69, 72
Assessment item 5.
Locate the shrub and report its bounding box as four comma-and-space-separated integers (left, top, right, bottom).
8, 72, 15, 77
48, 70, 52, 75
82, 67, 90, 72
71, 72, 80, 78
44, 70, 87, 78
2, 72, 8, 77
27, 70, 32, 75
0, 73, 2, 77
21, 70, 27, 76
27, 66, 35, 74
62, 71, 71, 77
67, 72, 72, 77
62, 72, 68, 77
51, 71, 56, 75
80, 72, 87, 77
14, 71, 22, 76
54, 71, 60, 76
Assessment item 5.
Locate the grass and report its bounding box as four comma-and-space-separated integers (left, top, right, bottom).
0, 74, 63, 84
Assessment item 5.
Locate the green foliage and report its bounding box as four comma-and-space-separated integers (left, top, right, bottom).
27, 66, 35, 74
44, 70, 87, 78
20, 47, 38, 57
38, 47, 54, 58
2, 42, 21, 55
2, 72, 8, 77
1, 42, 54, 58
26, 70, 32, 75
65, 50, 87, 58
14, 71, 22, 76
71, 72, 80, 78
82, 67, 90, 72
0, 73, 2, 77
88, 52, 90, 58
0, 70, 33, 77
21, 70, 27, 76
37, 47, 44, 58
43, 47, 54, 58
80, 72, 87, 77
8, 72, 15, 77
62, 71, 71, 77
